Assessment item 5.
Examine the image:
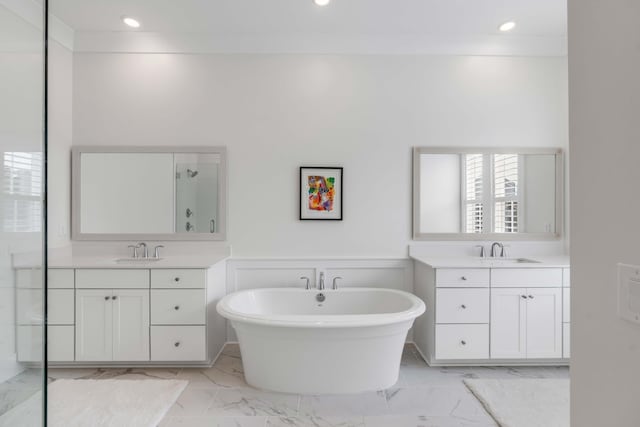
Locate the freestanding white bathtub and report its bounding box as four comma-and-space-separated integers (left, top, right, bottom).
216, 287, 425, 394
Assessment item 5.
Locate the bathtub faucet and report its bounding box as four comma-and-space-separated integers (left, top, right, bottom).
318, 272, 325, 290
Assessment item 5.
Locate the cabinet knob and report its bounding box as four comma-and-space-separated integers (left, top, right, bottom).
174, 305, 180, 311
461, 276, 467, 281
104, 296, 109, 301
112, 296, 117, 300
521, 295, 528, 299
174, 342, 181, 347
461, 304, 467, 309
528, 295, 535, 299
174, 277, 181, 283
461, 340, 467, 345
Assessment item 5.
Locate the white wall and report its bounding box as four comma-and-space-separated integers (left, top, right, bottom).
48, 40, 73, 247
72, 54, 568, 257
569, 1, 640, 426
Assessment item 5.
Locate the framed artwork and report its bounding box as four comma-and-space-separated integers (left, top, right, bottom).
299, 166, 343, 221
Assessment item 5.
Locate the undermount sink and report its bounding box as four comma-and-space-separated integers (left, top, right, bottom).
114, 258, 163, 264
482, 257, 541, 264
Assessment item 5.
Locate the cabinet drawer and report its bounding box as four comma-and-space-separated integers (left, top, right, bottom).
491, 268, 562, 288
76, 269, 149, 289
436, 269, 489, 287
151, 326, 206, 361
435, 324, 489, 360
151, 269, 206, 289
49, 325, 75, 362
49, 290, 75, 325
49, 269, 74, 289
17, 289, 74, 325
151, 290, 206, 325
563, 268, 570, 287
436, 289, 489, 324
563, 288, 570, 323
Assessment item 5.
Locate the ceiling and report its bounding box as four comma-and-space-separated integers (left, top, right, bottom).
47, 0, 567, 55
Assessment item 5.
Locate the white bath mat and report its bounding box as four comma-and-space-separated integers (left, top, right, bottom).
0, 379, 188, 427
464, 378, 569, 427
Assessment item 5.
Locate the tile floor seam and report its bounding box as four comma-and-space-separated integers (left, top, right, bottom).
202, 387, 221, 415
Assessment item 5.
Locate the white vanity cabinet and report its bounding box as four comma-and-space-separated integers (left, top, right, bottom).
414, 260, 569, 366
76, 289, 150, 362
15, 262, 227, 366
16, 268, 75, 362
490, 268, 563, 359
433, 270, 490, 360
490, 287, 562, 359
75, 270, 150, 362
562, 268, 571, 358
149, 269, 207, 361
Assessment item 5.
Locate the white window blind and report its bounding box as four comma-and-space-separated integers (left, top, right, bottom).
464, 154, 484, 233
461, 153, 522, 234
493, 154, 519, 233
2, 152, 42, 232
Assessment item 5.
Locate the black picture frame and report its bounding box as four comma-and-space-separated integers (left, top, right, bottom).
299, 166, 343, 221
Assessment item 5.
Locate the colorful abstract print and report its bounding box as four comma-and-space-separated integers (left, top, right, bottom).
308, 175, 335, 212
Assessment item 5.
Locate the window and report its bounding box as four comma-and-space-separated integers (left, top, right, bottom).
493, 154, 519, 233
464, 154, 484, 233
1, 152, 42, 232
462, 153, 521, 234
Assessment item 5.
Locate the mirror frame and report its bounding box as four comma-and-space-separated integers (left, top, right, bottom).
412, 146, 564, 241
72, 146, 228, 241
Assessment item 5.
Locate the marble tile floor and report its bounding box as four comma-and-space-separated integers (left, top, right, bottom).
0, 369, 44, 418
2, 344, 570, 427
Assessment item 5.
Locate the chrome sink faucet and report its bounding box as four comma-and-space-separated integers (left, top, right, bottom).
490, 242, 506, 258
153, 245, 164, 259
127, 244, 139, 258
318, 272, 325, 290
137, 242, 149, 259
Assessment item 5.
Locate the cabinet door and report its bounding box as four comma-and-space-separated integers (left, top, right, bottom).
112, 289, 150, 361
526, 288, 562, 358
490, 288, 527, 359
76, 289, 113, 361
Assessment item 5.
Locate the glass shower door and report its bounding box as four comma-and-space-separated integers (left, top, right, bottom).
0, 1, 46, 426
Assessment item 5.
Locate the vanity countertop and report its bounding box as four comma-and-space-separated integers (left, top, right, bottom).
411, 255, 570, 269
12, 251, 230, 269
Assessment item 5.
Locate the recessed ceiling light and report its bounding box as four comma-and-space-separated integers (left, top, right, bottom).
499, 21, 516, 32
314, 0, 331, 6
122, 16, 141, 28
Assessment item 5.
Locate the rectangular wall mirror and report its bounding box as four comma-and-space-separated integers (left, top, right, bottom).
413, 147, 563, 240
72, 146, 227, 241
